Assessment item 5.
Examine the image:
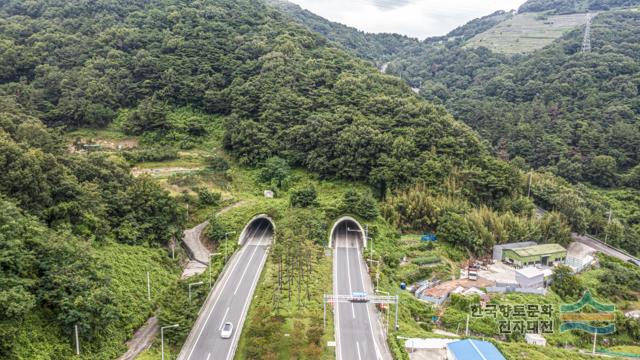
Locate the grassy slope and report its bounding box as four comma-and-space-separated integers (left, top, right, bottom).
13, 244, 183, 360
466, 11, 591, 54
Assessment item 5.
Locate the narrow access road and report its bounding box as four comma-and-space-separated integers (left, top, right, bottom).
178, 219, 273, 360
333, 221, 391, 360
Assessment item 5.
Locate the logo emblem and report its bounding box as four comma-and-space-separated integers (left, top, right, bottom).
559, 291, 615, 334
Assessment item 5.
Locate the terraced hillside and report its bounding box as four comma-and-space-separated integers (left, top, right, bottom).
466, 12, 593, 54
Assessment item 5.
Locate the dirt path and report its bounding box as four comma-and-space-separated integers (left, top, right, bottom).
117, 316, 159, 360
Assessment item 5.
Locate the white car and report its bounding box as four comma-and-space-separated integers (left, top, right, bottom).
221, 322, 233, 339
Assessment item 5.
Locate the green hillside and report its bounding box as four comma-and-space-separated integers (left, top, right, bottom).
466, 12, 592, 54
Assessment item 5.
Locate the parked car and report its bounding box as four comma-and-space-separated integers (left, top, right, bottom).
221, 322, 233, 339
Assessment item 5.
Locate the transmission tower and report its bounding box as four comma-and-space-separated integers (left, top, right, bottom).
581, 13, 592, 53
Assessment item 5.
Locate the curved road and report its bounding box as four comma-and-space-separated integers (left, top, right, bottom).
178, 219, 273, 360
333, 221, 391, 360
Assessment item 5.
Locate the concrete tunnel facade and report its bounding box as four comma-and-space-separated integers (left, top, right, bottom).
238, 214, 276, 245
329, 216, 367, 248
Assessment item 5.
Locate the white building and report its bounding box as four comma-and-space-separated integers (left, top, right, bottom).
566, 242, 596, 272
525, 333, 547, 346
515, 267, 545, 289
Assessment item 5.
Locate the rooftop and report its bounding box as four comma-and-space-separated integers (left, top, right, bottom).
511, 243, 566, 257
516, 267, 544, 278
447, 339, 506, 360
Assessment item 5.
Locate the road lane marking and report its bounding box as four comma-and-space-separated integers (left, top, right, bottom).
334, 229, 343, 360
225, 248, 269, 360
232, 223, 269, 295
184, 223, 261, 360
356, 341, 363, 360
206, 353, 211, 360
354, 240, 383, 360
344, 224, 355, 318
219, 307, 230, 330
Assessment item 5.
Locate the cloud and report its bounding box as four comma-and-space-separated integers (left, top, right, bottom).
286, 0, 526, 39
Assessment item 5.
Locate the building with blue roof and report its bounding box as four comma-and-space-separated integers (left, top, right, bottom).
446, 339, 506, 360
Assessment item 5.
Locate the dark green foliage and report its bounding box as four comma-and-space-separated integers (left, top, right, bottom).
290, 184, 318, 208
206, 215, 227, 244
206, 155, 230, 172
339, 189, 379, 220
124, 97, 169, 135
595, 254, 640, 301
195, 187, 221, 206
0, 0, 507, 202
259, 156, 291, 189
550, 265, 584, 300
0, 200, 116, 356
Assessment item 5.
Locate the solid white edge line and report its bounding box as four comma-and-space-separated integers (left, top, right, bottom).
355, 233, 383, 360
232, 226, 265, 294
225, 247, 269, 360
333, 229, 343, 360
184, 222, 264, 359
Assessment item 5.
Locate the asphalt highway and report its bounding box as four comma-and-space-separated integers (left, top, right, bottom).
333, 221, 391, 360
178, 218, 273, 360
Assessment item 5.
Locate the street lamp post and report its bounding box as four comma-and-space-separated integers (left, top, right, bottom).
224, 231, 236, 263
161, 324, 179, 360
208, 253, 221, 289
188, 281, 204, 305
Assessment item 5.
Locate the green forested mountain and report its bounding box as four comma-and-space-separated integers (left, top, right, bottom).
0, 0, 532, 357
266, 1, 640, 254
273, 1, 640, 190
0, 0, 520, 199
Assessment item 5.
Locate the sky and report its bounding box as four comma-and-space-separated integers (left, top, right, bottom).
286, 0, 526, 39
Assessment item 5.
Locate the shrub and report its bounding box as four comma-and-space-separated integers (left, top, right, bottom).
290, 184, 318, 208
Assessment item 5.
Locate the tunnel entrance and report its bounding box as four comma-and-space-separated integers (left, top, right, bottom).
329, 216, 366, 248
238, 215, 275, 246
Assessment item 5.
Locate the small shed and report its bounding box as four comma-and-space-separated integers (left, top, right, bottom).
566, 242, 596, 272
525, 333, 547, 346
446, 339, 506, 360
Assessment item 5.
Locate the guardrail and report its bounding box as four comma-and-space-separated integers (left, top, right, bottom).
535, 206, 640, 265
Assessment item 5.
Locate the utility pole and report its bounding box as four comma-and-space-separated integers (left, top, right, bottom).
465, 314, 470, 336
161, 324, 179, 360
582, 13, 592, 53
527, 172, 532, 198
395, 293, 400, 330
208, 253, 221, 288
147, 271, 151, 302
74, 325, 80, 355
604, 209, 613, 244
188, 281, 204, 305
592, 331, 597, 354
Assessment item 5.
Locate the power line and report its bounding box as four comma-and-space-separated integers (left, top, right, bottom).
581, 13, 591, 53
